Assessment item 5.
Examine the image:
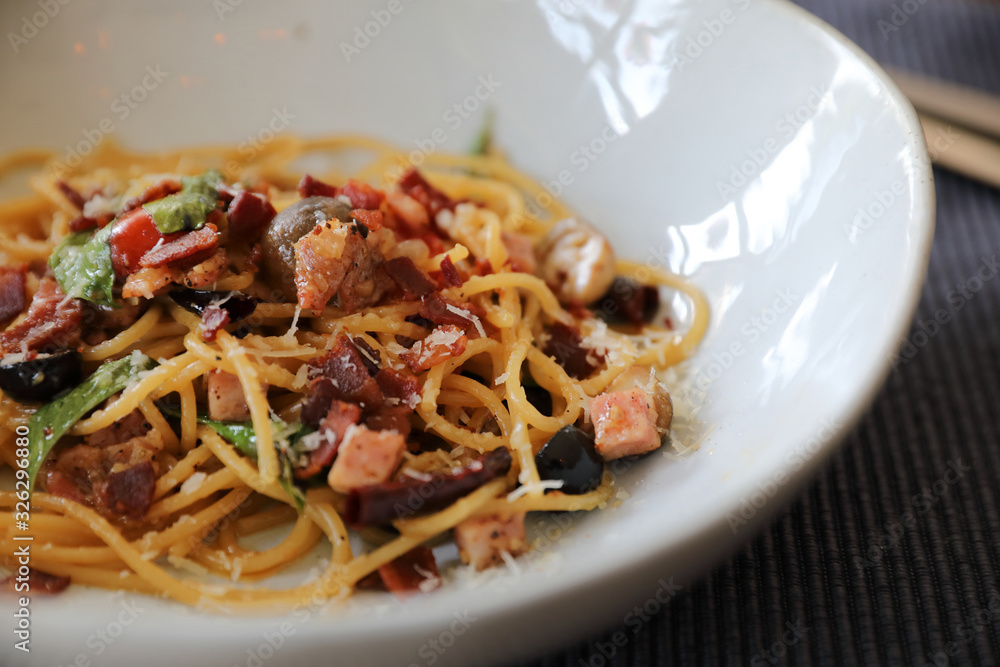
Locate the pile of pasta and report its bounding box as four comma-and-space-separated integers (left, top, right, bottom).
0, 136, 707, 610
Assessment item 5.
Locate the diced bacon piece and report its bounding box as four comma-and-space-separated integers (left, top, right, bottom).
120, 179, 182, 212
341, 180, 384, 210
0, 264, 26, 323
1, 569, 70, 595
86, 409, 151, 448
365, 405, 413, 437
43, 412, 162, 522
297, 174, 339, 199
438, 256, 463, 287
423, 233, 446, 256
68, 215, 100, 232
590, 387, 663, 460
454, 512, 527, 571
104, 460, 156, 521
385, 191, 430, 234
400, 325, 467, 372
179, 249, 228, 289
308, 337, 383, 408
378, 546, 441, 595
0, 278, 82, 354
199, 306, 230, 342
139, 223, 220, 269
502, 232, 537, 274
110, 208, 165, 276
397, 169, 457, 217
344, 448, 512, 526
227, 190, 276, 239
295, 400, 362, 480
418, 293, 488, 338
207, 370, 265, 422
375, 368, 420, 405
542, 321, 602, 380
56, 180, 87, 209
327, 425, 406, 493
383, 257, 436, 299
350, 336, 381, 375
121, 266, 177, 299
293, 219, 393, 312
122, 249, 229, 299
350, 208, 384, 232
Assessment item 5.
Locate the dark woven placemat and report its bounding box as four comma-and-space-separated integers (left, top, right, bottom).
520, 1, 1000, 665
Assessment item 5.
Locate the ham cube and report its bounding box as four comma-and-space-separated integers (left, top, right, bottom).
454, 512, 527, 571
501, 232, 537, 274
207, 370, 267, 422
327, 425, 406, 493
386, 191, 430, 234
590, 387, 662, 460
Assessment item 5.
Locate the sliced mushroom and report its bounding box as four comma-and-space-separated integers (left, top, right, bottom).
537, 217, 616, 305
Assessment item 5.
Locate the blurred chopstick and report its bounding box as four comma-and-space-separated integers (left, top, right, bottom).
887, 67, 1000, 190
917, 114, 1000, 191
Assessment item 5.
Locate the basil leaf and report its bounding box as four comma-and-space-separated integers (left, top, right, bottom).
49, 224, 116, 307
159, 405, 309, 510
27, 353, 157, 494
143, 192, 216, 234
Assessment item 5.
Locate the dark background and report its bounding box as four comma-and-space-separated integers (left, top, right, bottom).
522, 1, 1000, 665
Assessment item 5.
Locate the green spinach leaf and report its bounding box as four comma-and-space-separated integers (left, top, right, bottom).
180, 169, 223, 198
26, 353, 157, 494
49, 224, 116, 307
142, 169, 224, 234
158, 405, 310, 510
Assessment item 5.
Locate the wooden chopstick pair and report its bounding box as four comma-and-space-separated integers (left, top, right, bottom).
887, 68, 1000, 190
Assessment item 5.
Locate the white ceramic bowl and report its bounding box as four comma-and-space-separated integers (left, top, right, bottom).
0, 0, 933, 665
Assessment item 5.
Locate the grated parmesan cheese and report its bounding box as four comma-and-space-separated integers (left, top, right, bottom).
444, 303, 486, 338
284, 306, 302, 339
167, 555, 209, 576
499, 550, 522, 576
507, 479, 564, 502
180, 471, 207, 495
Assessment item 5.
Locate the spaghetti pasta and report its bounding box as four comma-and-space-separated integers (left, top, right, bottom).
0, 135, 706, 609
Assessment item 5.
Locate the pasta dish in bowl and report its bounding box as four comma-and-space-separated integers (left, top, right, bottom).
0, 136, 706, 609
